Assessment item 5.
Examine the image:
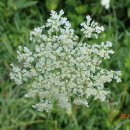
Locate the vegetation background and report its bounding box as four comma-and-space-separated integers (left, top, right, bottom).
0, 0, 130, 129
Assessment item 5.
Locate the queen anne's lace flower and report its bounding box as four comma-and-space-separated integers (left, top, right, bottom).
10, 10, 121, 112
101, 0, 110, 9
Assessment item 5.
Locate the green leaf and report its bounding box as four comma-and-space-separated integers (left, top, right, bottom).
128, 8, 130, 18
75, 5, 87, 14
14, 0, 37, 10
45, 0, 59, 11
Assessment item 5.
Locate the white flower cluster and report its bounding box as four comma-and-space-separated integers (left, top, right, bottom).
81, 15, 104, 39
101, 0, 110, 9
10, 10, 121, 112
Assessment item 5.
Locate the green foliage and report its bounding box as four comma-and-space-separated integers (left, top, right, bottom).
45, 0, 60, 11
0, 0, 130, 129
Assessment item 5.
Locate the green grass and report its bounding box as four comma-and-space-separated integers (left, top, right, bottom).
0, 0, 130, 130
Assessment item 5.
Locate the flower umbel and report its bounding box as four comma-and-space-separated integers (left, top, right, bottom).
10, 10, 121, 112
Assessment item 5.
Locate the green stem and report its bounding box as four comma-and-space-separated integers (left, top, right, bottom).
79, 36, 85, 43
71, 107, 79, 129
